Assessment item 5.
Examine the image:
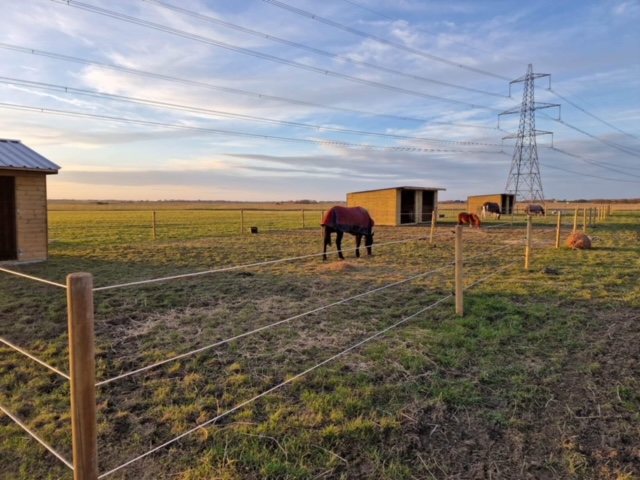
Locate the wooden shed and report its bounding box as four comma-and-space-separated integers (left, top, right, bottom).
347, 186, 445, 226
0, 139, 60, 263
467, 193, 515, 216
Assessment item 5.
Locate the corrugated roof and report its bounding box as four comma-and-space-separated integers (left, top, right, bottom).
349, 186, 446, 194
0, 139, 61, 173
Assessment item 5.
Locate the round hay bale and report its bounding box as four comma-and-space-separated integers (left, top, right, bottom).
566, 232, 592, 249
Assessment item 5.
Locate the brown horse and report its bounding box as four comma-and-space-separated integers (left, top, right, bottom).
457, 212, 482, 228
321, 206, 374, 260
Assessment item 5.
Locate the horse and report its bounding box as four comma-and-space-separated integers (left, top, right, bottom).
481, 201, 501, 219
321, 206, 374, 261
457, 212, 482, 228
525, 204, 545, 216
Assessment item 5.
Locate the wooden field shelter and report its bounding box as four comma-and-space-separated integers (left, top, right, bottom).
467, 193, 515, 216
347, 186, 445, 226
0, 139, 60, 263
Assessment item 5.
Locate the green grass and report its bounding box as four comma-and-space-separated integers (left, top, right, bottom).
1, 206, 639, 479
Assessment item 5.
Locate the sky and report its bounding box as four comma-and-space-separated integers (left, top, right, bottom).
0, 0, 639, 202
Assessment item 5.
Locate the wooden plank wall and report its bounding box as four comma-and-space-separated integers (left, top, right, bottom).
347, 189, 398, 226
15, 173, 48, 262
467, 194, 504, 215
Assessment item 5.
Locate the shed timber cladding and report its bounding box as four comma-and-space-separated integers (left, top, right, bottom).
466, 193, 515, 216
0, 139, 60, 263
346, 186, 445, 226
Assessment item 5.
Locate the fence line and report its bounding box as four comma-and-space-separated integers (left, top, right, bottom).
92, 230, 457, 292
0, 403, 74, 471
0, 267, 67, 289
0, 337, 70, 380
97, 293, 455, 479
96, 262, 454, 387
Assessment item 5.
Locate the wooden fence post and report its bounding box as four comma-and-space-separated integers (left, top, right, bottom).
583, 208, 587, 232
67, 273, 98, 480
302, 209, 305, 229
240, 209, 244, 234
555, 212, 562, 249
455, 225, 463, 317
429, 210, 436, 243
525, 215, 532, 271
152, 211, 157, 240
573, 208, 578, 234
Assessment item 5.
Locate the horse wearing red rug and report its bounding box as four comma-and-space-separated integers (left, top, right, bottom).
321, 206, 374, 260
457, 212, 482, 228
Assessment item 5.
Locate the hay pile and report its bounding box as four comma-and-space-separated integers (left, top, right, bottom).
567, 232, 592, 249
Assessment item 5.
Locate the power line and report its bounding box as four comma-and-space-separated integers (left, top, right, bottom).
549, 146, 640, 179
549, 116, 640, 158
2, 102, 504, 154
0, 44, 498, 130
142, 0, 506, 98
340, 0, 526, 66
549, 88, 640, 142
262, 0, 513, 81
539, 161, 640, 183
2, 77, 503, 147
52, 0, 504, 111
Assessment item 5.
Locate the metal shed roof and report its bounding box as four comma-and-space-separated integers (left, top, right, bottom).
0, 139, 61, 173
349, 186, 446, 194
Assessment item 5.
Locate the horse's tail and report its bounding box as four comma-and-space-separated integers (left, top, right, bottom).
322, 225, 331, 245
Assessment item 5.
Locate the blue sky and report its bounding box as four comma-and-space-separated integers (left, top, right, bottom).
1, 0, 639, 201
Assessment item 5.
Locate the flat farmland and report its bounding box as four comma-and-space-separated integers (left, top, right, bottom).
1, 206, 639, 479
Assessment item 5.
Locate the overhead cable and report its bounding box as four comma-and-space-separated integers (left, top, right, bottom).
1, 103, 505, 154
341, 0, 526, 66
142, 0, 506, 98
0, 43, 498, 130
262, 0, 513, 81
549, 88, 640, 143
2, 77, 503, 147
51, 0, 502, 111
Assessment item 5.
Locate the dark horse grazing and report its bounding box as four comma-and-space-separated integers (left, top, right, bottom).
321, 206, 374, 260
457, 212, 482, 228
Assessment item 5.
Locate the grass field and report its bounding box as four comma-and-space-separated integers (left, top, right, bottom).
1, 205, 639, 479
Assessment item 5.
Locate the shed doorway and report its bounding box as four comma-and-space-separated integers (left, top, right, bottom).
400, 190, 416, 224
0, 176, 17, 261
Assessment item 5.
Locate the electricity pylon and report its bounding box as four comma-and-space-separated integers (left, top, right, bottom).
499, 64, 560, 205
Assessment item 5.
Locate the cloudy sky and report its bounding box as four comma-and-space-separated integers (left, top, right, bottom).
1, 0, 639, 201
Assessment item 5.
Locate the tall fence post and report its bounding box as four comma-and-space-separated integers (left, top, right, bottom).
525, 215, 532, 271
302, 209, 305, 229
67, 273, 98, 480
555, 212, 562, 249
152, 211, 157, 240
583, 208, 587, 232
240, 209, 244, 234
429, 210, 436, 243
454, 225, 463, 317
572, 208, 578, 234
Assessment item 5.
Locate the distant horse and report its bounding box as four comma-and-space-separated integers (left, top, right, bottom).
321, 206, 374, 261
525, 204, 545, 216
481, 201, 501, 219
457, 212, 482, 228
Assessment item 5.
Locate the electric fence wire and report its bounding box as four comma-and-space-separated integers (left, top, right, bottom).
0, 404, 74, 471
97, 253, 522, 478
0, 337, 70, 379
0, 267, 67, 289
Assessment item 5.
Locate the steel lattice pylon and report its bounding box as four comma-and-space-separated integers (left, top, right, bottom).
499, 64, 559, 205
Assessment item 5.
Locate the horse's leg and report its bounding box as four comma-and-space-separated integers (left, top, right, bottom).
336, 231, 344, 259
354, 234, 362, 258
365, 234, 373, 256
